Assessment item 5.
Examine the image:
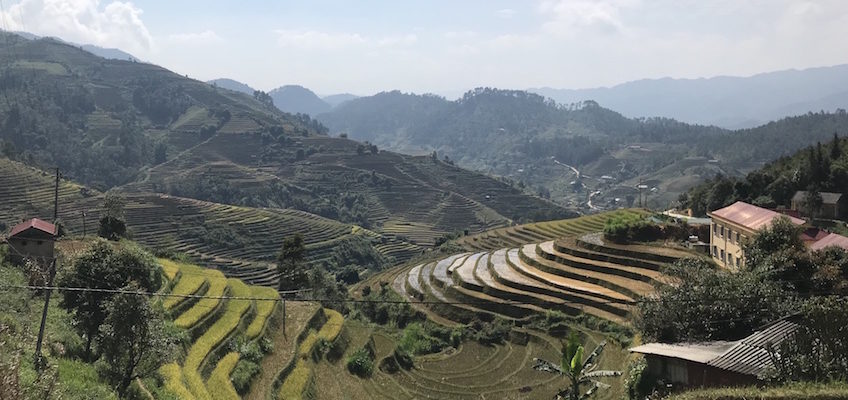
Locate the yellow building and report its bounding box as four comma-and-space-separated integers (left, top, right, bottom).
707, 202, 804, 269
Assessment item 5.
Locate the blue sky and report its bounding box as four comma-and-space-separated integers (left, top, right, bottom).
2, 0, 848, 96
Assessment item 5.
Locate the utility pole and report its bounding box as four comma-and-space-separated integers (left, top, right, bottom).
35, 168, 60, 368
53, 168, 59, 221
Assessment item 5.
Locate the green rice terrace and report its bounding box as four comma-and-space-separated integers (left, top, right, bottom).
0, 157, 423, 287
155, 258, 352, 400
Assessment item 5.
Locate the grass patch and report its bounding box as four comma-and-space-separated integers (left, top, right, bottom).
278, 360, 312, 400
174, 270, 228, 329
56, 358, 119, 400
206, 352, 240, 400
245, 286, 279, 339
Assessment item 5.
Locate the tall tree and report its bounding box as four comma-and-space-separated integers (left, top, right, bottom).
277, 234, 307, 292
98, 193, 128, 240
830, 132, 841, 160
97, 284, 180, 397
57, 241, 162, 358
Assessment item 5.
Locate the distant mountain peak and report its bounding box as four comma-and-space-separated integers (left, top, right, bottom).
268, 85, 331, 116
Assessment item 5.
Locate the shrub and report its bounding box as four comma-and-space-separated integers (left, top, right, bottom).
346, 348, 374, 377
603, 214, 661, 243
230, 359, 260, 395
469, 318, 512, 345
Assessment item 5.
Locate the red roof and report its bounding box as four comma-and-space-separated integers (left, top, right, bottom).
9, 218, 57, 237
709, 201, 805, 231
809, 233, 848, 251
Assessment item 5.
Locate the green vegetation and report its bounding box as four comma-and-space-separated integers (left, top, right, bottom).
97, 284, 180, 397
244, 287, 279, 339
532, 332, 622, 400
56, 240, 163, 359
603, 214, 660, 243
682, 133, 848, 215
277, 234, 307, 291
345, 348, 375, 377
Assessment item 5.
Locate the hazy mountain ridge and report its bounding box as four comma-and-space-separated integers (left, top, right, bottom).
269, 84, 332, 116
532, 64, 848, 128
10, 30, 138, 61
207, 78, 256, 95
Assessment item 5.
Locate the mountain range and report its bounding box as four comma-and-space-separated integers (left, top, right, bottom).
0, 32, 568, 269
206, 79, 359, 115
531, 64, 848, 129
317, 88, 848, 211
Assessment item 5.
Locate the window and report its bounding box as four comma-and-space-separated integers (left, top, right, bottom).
729, 257, 734, 267
737, 256, 742, 267
712, 246, 717, 256
719, 225, 725, 237
729, 229, 735, 243
720, 249, 725, 262
736, 232, 741, 243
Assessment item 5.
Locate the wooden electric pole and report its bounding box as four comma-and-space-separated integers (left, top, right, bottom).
34, 168, 60, 368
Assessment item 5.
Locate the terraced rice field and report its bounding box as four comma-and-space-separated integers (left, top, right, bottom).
309, 323, 626, 400
455, 209, 650, 251
386, 224, 698, 327
156, 258, 287, 400
0, 157, 421, 287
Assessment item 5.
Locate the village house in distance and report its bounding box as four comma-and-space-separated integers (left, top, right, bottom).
5, 218, 57, 265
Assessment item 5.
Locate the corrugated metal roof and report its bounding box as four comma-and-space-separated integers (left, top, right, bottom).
707, 319, 800, 376
709, 201, 805, 231
792, 191, 843, 205
8, 218, 57, 237
631, 317, 801, 378
630, 342, 736, 363
810, 232, 848, 251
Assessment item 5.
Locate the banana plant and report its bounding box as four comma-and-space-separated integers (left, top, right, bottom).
532, 332, 622, 400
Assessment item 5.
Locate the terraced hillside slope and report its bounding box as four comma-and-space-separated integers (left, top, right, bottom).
157, 259, 348, 400
383, 228, 696, 327
455, 209, 650, 251
0, 157, 421, 286
311, 323, 619, 400
130, 132, 573, 246
0, 32, 571, 251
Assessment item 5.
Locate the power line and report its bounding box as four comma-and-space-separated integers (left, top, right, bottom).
0, 283, 842, 308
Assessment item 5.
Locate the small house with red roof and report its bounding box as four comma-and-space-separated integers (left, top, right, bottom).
5, 218, 57, 264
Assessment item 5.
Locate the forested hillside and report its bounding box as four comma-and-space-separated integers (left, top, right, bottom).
0, 32, 326, 189
681, 133, 848, 216
0, 33, 569, 259
319, 88, 848, 210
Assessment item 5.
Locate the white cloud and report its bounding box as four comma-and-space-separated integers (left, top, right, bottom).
0, 0, 154, 53
168, 30, 222, 45
538, 0, 638, 37
496, 8, 516, 19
